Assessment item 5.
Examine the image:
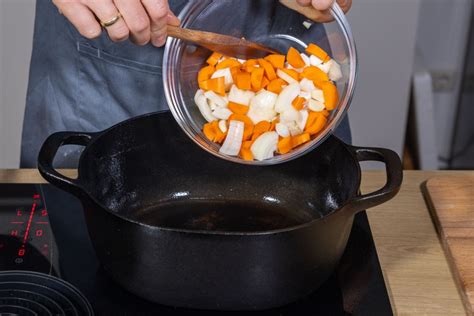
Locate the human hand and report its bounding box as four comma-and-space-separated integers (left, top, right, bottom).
296, 0, 352, 22
52, 0, 180, 47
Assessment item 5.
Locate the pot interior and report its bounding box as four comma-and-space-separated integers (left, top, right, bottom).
78, 112, 360, 232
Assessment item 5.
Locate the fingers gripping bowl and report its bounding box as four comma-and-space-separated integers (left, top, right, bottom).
163, 0, 357, 165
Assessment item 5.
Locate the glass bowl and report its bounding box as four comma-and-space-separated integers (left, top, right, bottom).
163, 0, 357, 165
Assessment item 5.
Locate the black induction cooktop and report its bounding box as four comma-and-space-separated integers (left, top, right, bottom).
0, 184, 392, 315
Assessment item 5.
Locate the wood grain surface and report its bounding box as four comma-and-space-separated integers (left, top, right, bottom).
423, 176, 474, 315
1, 169, 471, 315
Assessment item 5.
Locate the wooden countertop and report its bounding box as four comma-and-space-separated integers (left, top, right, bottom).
0, 169, 470, 315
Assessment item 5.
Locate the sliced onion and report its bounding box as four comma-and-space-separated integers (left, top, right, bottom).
311, 89, 325, 103
317, 61, 331, 74
211, 68, 233, 91
218, 120, 227, 133
247, 90, 278, 124
208, 99, 217, 111
328, 60, 343, 81
308, 99, 325, 112
277, 68, 298, 84
299, 78, 316, 92
284, 120, 303, 136
219, 120, 244, 156
300, 53, 310, 67
275, 82, 300, 113
250, 131, 278, 161
212, 107, 233, 120
228, 85, 255, 106
275, 123, 290, 137
297, 109, 309, 130
299, 91, 311, 100
204, 90, 227, 108
310, 55, 323, 66
280, 107, 300, 123
194, 89, 216, 122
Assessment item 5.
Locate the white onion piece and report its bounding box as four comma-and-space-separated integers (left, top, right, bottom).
280, 107, 300, 123
299, 91, 311, 100
211, 68, 233, 91
251, 132, 278, 161
328, 60, 343, 81
208, 99, 217, 111
275, 123, 290, 138
228, 85, 255, 106
285, 121, 303, 136
194, 89, 216, 122
308, 99, 325, 112
311, 89, 325, 103
212, 107, 233, 120
277, 68, 298, 84
218, 120, 227, 133
237, 58, 245, 64
310, 55, 323, 66
300, 53, 310, 67
297, 109, 309, 130
219, 120, 244, 156
299, 78, 316, 92
204, 90, 227, 108
317, 61, 331, 74
247, 90, 278, 124
275, 83, 300, 113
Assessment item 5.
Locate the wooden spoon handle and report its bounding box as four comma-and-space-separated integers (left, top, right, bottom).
278, 0, 326, 22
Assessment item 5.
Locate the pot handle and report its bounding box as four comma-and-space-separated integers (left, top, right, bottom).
346, 146, 403, 214
37, 131, 95, 197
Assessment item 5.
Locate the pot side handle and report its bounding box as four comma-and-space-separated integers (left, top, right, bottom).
37, 131, 94, 197
347, 146, 403, 214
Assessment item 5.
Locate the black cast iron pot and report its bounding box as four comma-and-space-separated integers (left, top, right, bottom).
37, 111, 402, 311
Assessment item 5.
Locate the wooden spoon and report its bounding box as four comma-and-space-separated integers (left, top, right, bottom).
167, 25, 280, 59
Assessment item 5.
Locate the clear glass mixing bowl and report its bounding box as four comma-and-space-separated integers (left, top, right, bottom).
163, 0, 357, 165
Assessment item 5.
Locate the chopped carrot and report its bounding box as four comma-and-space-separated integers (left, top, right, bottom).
212, 120, 227, 143
264, 54, 285, 69
258, 59, 277, 80
242, 140, 253, 149
321, 81, 338, 110
230, 66, 242, 82
305, 111, 320, 130
261, 76, 270, 89
267, 78, 286, 94
198, 65, 215, 82
239, 147, 253, 161
242, 59, 259, 73
287, 47, 306, 68
203, 122, 216, 141
300, 66, 329, 82
306, 114, 327, 135
200, 77, 225, 95
291, 133, 311, 148
278, 137, 292, 154
321, 109, 330, 117
228, 101, 249, 115
235, 72, 251, 90
229, 114, 254, 140
270, 118, 279, 131
216, 58, 241, 70
251, 121, 271, 141
292, 97, 306, 110
305, 43, 329, 62
251, 68, 265, 91
206, 52, 222, 66
278, 68, 299, 81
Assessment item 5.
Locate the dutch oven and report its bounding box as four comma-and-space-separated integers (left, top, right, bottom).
38, 111, 402, 310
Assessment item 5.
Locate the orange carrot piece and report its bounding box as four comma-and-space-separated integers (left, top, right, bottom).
212, 120, 227, 143
306, 114, 327, 135
305, 43, 329, 62
305, 111, 320, 130
251, 121, 271, 141
239, 147, 253, 161
299, 66, 329, 82
229, 114, 254, 140
321, 109, 330, 117
216, 58, 241, 70
279, 68, 299, 81
235, 72, 251, 90
230, 66, 242, 83
251, 68, 265, 91
291, 133, 311, 148
228, 101, 249, 115
242, 59, 259, 72
258, 59, 277, 80
264, 54, 285, 69
278, 137, 292, 154
198, 65, 215, 82
292, 97, 306, 110
201, 77, 225, 95
242, 140, 253, 149
270, 118, 279, 131
203, 122, 216, 142
267, 78, 286, 94
287, 47, 306, 68
206, 52, 222, 66
261, 76, 270, 89
321, 81, 338, 110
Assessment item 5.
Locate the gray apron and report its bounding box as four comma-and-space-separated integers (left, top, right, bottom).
20, 0, 351, 168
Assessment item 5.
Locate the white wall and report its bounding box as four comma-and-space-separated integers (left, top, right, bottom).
0, 0, 36, 168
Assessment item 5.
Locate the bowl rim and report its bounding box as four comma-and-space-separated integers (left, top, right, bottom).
163, 1, 358, 166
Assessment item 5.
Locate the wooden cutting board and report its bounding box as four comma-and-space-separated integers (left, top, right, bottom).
422, 176, 474, 315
